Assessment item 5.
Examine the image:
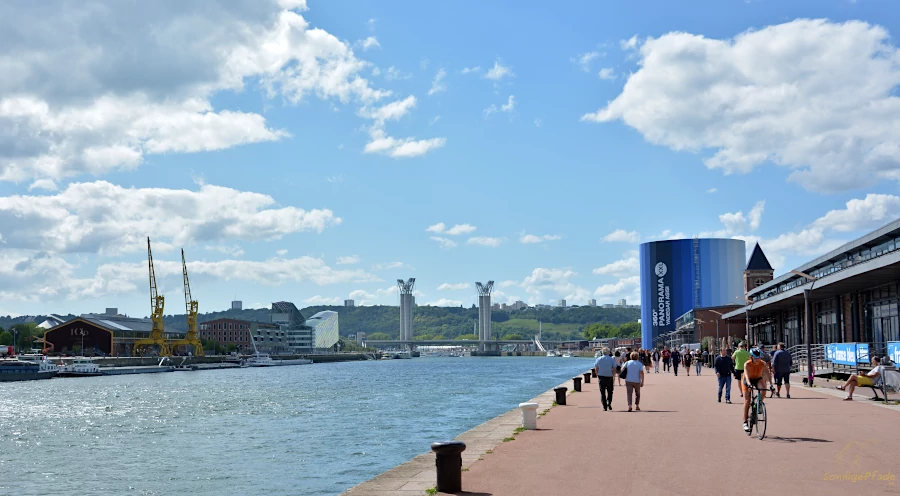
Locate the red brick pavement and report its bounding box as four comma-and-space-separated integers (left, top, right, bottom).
461, 368, 899, 496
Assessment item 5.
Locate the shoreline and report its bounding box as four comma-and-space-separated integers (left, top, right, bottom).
341, 375, 579, 495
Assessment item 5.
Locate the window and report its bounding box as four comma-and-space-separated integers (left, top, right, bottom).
754, 278, 766, 288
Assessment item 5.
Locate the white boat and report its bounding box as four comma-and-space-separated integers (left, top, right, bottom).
17, 354, 60, 376
393, 350, 412, 359
421, 351, 443, 358
546, 351, 558, 357
269, 357, 313, 366
0, 358, 58, 381
247, 353, 274, 367
561, 352, 573, 358
58, 357, 102, 377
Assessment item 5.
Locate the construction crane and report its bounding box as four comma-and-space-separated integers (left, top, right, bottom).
133, 237, 172, 357
169, 249, 204, 356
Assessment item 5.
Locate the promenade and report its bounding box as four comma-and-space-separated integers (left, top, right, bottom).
462, 368, 899, 495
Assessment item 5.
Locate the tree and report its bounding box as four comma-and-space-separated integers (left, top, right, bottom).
0, 331, 12, 346
368, 332, 391, 340
11, 323, 40, 351
617, 322, 641, 338
500, 333, 523, 341
455, 334, 478, 340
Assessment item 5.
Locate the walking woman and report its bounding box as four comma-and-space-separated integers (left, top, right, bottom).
623, 351, 645, 412
614, 350, 624, 386
662, 347, 671, 373
684, 348, 693, 376
652, 348, 661, 373
694, 350, 703, 376
642, 349, 651, 373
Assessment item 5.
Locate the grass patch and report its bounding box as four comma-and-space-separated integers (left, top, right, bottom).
486, 449, 493, 454
552, 401, 558, 406
425, 488, 437, 495
514, 427, 526, 434
502, 437, 515, 442
462, 468, 470, 472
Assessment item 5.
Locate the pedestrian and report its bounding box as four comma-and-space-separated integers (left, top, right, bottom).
614, 350, 624, 386
593, 347, 616, 411
732, 343, 750, 398
623, 351, 645, 412
652, 348, 661, 373
642, 349, 652, 373
771, 342, 792, 399
684, 348, 693, 376
702, 348, 709, 368
715, 348, 734, 403
662, 347, 671, 373
671, 347, 681, 376
694, 349, 703, 376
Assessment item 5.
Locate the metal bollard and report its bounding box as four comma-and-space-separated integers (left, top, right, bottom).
572, 376, 582, 392
431, 441, 466, 494
592, 369, 597, 378
554, 386, 568, 405
519, 402, 539, 430
583, 372, 591, 384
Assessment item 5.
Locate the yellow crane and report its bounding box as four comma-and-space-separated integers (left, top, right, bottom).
170, 249, 204, 356
133, 237, 172, 357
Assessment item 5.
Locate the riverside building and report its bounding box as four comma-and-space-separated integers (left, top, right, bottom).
722, 218, 900, 358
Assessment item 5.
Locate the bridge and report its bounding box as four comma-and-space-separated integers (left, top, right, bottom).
363, 339, 568, 350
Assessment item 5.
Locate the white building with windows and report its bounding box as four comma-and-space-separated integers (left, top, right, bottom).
305, 311, 339, 350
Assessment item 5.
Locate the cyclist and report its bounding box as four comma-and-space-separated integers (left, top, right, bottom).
742, 348, 771, 432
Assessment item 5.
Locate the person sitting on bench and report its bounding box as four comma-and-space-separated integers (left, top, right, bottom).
835, 356, 884, 401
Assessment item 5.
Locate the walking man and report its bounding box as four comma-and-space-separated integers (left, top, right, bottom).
732, 343, 750, 398
662, 347, 671, 373
714, 348, 734, 403
671, 347, 681, 376
593, 347, 616, 411
652, 348, 661, 373
771, 342, 792, 399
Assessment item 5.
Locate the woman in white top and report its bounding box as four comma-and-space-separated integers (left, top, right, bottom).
614, 350, 624, 386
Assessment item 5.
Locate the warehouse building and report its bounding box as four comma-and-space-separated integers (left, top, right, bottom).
42, 310, 185, 356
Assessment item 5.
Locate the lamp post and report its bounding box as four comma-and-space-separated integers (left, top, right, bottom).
791, 270, 817, 386
709, 310, 724, 355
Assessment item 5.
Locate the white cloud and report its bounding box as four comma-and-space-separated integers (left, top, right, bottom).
484, 60, 514, 81
336, 255, 360, 265
348, 285, 397, 305
467, 237, 505, 247
0, 2, 395, 182
520, 234, 562, 244
719, 201, 766, 235
437, 282, 471, 291
484, 95, 515, 119
430, 115, 441, 125
534, 118, 542, 128
0, 181, 341, 254
602, 229, 641, 243
385, 66, 412, 81
428, 69, 447, 96
363, 127, 446, 158
595, 275, 641, 298
326, 175, 343, 183
359, 96, 417, 124
520, 268, 592, 305
367, 18, 377, 31
373, 261, 405, 271
584, 19, 900, 193
813, 194, 900, 232
461, 66, 482, 74
424, 298, 463, 307
204, 244, 245, 257
707, 188, 718, 194
28, 179, 59, 192
593, 254, 640, 277
597, 68, 616, 80
571, 52, 600, 72
420, 59, 430, 71
426, 223, 476, 235
359, 36, 381, 51
276, 249, 288, 256
498, 280, 518, 288
430, 236, 458, 249
304, 295, 342, 305
620, 35, 639, 50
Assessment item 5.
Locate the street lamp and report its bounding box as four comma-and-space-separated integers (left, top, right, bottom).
791, 270, 817, 386
709, 310, 724, 355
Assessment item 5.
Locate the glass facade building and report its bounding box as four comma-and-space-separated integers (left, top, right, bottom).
305, 311, 340, 350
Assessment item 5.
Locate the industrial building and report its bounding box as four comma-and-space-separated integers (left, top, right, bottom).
305, 311, 340, 350
42, 310, 186, 356
722, 218, 900, 359
272, 301, 314, 353
640, 238, 746, 347
199, 318, 283, 354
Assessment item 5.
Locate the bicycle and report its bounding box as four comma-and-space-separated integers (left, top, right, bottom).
745, 383, 773, 440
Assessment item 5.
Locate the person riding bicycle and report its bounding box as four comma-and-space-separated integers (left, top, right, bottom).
742, 348, 771, 432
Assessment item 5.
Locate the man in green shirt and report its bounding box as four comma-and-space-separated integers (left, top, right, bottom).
732, 343, 751, 398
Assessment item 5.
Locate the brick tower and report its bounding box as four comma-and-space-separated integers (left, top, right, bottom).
744, 243, 774, 296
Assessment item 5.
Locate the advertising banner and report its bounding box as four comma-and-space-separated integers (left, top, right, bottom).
888, 342, 900, 365
828, 343, 867, 366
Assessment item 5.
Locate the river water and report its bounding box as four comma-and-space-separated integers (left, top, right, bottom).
1, 356, 590, 495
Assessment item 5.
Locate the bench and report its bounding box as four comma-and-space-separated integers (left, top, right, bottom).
861, 365, 898, 402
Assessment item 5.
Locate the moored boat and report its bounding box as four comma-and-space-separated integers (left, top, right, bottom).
58, 357, 102, 377
0, 358, 58, 381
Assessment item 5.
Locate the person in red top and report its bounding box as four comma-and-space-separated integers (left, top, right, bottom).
661, 347, 671, 373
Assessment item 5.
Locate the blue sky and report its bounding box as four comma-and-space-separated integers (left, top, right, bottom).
1, 0, 900, 318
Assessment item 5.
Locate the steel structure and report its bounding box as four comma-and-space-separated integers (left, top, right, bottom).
133, 238, 172, 356
476, 281, 494, 351
169, 249, 204, 357
397, 278, 416, 343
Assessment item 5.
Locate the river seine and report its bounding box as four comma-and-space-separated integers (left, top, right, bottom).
2, 356, 591, 495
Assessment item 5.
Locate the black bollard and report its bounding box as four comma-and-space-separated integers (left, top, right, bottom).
583, 372, 591, 384
431, 441, 466, 493
572, 376, 582, 392
554, 386, 568, 405
591, 369, 597, 378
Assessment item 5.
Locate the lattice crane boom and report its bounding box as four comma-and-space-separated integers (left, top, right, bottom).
170, 248, 204, 357
133, 237, 172, 356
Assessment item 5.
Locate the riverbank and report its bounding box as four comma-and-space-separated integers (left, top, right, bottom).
47, 352, 377, 367
341, 376, 580, 495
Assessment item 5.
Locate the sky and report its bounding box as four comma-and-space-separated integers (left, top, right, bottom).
2, 0, 900, 318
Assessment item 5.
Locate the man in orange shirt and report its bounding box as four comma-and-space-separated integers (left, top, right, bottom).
742, 348, 770, 432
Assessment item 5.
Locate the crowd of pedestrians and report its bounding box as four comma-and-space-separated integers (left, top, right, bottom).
591, 341, 794, 423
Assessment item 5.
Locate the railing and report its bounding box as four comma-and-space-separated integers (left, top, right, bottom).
787, 343, 827, 375
533, 337, 546, 352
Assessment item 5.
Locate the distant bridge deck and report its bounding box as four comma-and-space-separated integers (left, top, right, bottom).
365, 340, 539, 347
